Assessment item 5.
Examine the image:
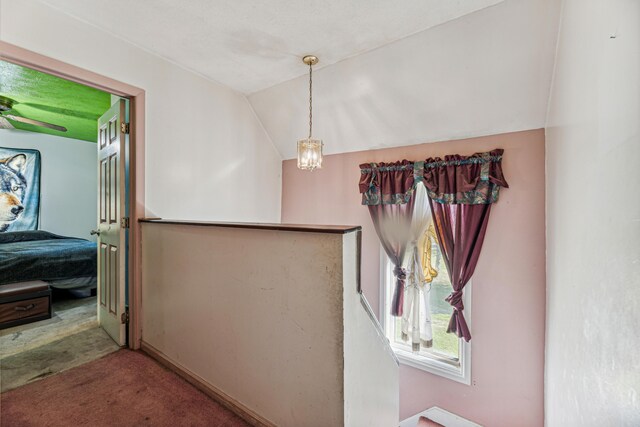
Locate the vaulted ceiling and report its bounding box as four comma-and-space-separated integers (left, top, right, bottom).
40, 0, 506, 94
250, 0, 561, 158
39, 0, 561, 158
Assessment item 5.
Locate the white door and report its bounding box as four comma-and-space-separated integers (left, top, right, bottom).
95, 100, 127, 346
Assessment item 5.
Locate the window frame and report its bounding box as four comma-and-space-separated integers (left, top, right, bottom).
379, 248, 472, 385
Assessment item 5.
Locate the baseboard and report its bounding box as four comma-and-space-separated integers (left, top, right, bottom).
399, 406, 482, 427
140, 340, 276, 427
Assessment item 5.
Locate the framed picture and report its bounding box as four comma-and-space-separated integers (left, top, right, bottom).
0, 147, 41, 232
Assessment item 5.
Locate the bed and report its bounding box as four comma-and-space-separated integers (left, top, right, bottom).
0, 230, 97, 290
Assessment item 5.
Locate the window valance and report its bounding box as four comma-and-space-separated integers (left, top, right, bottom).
359, 149, 509, 206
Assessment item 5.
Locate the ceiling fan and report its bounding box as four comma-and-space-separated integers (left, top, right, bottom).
0, 95, 67, 132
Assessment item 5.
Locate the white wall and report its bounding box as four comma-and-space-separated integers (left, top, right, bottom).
0, 129, 97, 240
342, 234, 399, 427
545, 0, 640, 425
0, 0, 282, 223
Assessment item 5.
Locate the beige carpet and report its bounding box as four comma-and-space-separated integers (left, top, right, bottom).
0, 295, 98, 358
1, 327, 119, 392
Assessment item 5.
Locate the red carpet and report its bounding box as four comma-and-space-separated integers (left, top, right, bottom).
1, 350, 250, 427
418, 416, 445, 427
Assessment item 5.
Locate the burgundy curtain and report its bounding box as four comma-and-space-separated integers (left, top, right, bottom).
428, 202, 491, 341
359, 151, 508, 336
368, 201, 415, 315
423, 149, 508, 341
359, 161, 416, 315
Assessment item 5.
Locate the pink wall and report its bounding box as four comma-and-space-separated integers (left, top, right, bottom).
281, 129, 546, 426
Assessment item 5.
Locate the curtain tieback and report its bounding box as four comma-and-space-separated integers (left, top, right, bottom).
446, 290, 464, 311
392, 266, 407, 279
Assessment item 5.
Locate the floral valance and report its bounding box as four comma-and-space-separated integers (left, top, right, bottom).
358, 160, 415, 205
359, 149, 509, 206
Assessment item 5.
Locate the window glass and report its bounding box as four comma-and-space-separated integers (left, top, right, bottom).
388, 225, 459, 364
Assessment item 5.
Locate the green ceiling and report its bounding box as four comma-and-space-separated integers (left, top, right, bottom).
0, 60, 111, 142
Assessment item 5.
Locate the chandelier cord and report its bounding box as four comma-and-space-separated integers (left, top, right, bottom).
308, 62, 313, 140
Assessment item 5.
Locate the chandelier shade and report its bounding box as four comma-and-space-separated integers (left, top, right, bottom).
297, 138, 323, 170
297, 55, 323, 171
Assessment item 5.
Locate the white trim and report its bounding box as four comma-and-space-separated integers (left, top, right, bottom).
380, 248, 472, 385
399, 406, 483, 427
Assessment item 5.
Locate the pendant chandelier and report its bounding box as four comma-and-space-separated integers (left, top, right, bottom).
297, 55, 323, 171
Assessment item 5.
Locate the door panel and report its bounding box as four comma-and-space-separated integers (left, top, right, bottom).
99, 243, 107, 307
109, 154, 117, 223
97, 100, 127, 346
109, 245, 118, 315
100, 159, 107, 222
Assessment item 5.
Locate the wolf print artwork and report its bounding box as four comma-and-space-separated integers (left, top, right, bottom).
0, 147, 40, 232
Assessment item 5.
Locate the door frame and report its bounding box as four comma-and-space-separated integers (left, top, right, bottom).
0, 41, 145, 349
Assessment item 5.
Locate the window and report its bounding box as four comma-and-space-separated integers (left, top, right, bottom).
380, 188, 471, 384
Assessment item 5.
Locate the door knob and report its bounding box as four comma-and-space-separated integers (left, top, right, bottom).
90, 229, 101, 236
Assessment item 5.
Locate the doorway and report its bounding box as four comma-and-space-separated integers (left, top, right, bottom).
0, 43, 144, 391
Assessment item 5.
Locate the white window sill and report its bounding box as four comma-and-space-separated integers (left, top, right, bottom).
393, 346, 471, 385
379, 246, 472, 386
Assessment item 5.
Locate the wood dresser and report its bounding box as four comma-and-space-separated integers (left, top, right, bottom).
0, 281, 52, 330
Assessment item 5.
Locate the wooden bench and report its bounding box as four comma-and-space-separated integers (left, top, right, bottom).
0, 281, 52, 330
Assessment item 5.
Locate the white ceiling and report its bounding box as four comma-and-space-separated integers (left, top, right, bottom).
250, 0, 561, 158
40, 0, 505, 94
37, 0, 561, 159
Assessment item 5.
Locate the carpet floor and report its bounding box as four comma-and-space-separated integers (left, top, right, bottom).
1, 327, 120, 392
1, 350, 250, 427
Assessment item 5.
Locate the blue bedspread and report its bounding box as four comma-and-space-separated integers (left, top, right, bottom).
0, 231, 97, 286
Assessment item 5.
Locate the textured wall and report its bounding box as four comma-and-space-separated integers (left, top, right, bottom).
282, 129, 546, 426
0, 129, 97, 240
142, 224, 345, 426
0, 0, 282, 223
141, 224, 399, 426
545, 0, 640, 425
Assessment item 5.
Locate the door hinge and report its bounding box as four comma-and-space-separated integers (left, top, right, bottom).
121, 217, 130, 229
121, 122, 130, 134
121, 307, 130, 324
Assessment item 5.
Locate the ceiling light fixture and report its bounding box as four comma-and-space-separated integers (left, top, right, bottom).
297, 55, 323, 171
